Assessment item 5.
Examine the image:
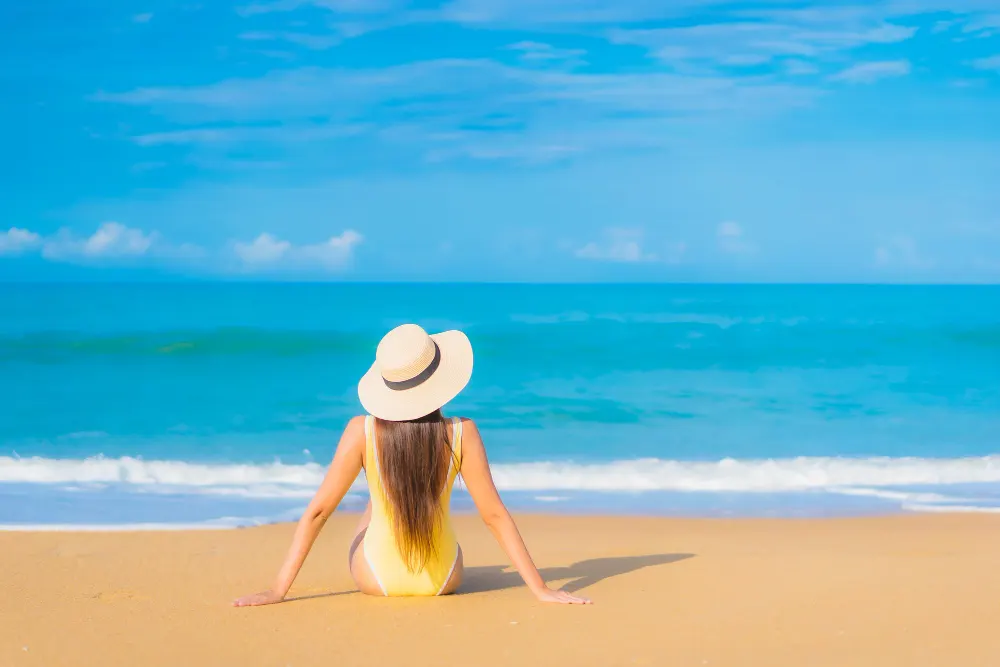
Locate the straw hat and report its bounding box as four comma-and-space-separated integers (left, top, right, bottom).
358, 324, 473, 422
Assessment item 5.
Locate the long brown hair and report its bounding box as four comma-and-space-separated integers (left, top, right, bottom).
374, 409, 454, 572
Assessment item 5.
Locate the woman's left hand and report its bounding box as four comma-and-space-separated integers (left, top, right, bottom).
232, 589, 285, 607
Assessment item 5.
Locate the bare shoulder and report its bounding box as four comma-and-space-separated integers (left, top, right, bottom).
339, 416, 368, 452
457, 417, 480, 435
346, 414, 368, 431
456, 417, 484, 451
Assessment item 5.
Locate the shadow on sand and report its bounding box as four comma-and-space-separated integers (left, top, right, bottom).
459, 553, 696, 595
281, 590, 356, 603
271, 553, 696, 604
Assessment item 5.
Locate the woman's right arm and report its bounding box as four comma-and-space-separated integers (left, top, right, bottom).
232, 416, 365, 607
459, 419, 591, 605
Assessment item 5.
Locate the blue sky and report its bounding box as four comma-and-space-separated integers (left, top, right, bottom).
1, 0, 999, 282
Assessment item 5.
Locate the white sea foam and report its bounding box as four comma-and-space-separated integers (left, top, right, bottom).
827, 487, 972, 504
0, 502, 312, 532
4, 455, 1000, 530
0, 521, 244, 532
0, 455, 329, 489
900, 503, 1000, 513
488, 456, 1000, 492
4, 454, 1000, 497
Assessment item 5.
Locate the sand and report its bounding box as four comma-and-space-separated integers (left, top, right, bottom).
4, 513, 1000, 666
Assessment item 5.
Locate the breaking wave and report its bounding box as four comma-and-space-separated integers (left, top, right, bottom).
5, 454, 1000, 496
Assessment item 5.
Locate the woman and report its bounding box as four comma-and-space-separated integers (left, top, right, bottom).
233, 324, 590, 605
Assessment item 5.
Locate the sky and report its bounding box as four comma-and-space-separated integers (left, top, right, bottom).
1, 0, 999, 282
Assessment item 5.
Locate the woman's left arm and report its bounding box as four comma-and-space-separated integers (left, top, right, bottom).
233, 416, 366, 607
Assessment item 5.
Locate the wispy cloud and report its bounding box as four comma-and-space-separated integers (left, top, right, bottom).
784, 59, 820, 75
932, 19, 958, 33
95, 59, 814, 118
436, 0, 676, 26
611, 17, 915, 71
233, 230, 363, 271
961, 14, 1000, 36
95, 58, 816, 165
575, 228, 663, 263
716, 221, 756, 255
133, 123, 368, 146
233, 0, 1000, 38
506, 41, 587, 66
239, 31, 340, 50
238, 0, 398, 16
830, 59, 911, 83
0, 228, 42, 256
970, 54, 1000, 71
132, 13, 154, 23
874, 235, 934, 270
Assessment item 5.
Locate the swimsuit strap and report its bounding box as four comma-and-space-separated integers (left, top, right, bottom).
450, 417, 463, 479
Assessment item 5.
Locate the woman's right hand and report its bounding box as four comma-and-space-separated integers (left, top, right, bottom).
232, 589, 285, 607
534, 587, 592, 605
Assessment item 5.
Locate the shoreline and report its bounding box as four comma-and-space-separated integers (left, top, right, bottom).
0, 504, 977, 533
6, 513, 1000, 666
8, 453, 1000, 526
3, 499, 999, 532
7, 479, 1000, 528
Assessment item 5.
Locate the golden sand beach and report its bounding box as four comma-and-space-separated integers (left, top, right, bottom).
5, 514, 1000, 666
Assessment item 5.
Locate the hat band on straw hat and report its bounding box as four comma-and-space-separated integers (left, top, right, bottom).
382, 341, 442, 391
359, 327, 472, 421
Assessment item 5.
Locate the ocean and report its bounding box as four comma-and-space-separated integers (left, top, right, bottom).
2, 283, 999, 528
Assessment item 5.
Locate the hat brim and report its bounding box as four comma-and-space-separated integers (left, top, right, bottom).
358, 330, 473, 422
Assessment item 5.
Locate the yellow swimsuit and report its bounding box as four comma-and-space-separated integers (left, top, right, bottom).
362, 415, 463, 596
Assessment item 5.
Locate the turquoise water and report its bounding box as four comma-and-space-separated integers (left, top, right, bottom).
2, 283, 1000, 526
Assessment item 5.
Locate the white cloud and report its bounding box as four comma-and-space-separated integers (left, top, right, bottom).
610, 14, 916, 69
42, 222, 157, 259
830, 60, 911, 83
2, 224, 362, 273
0, 228, 42, 256
784, 59, 820, 75
3, 223, 204, 265
970, 55, 1000, 71
961, 14, 1000, 36
663, 241, 688, 264
133, 124, 367, 147
158, 242, 207, 260
234, 230, 363, 270
575, 228, 659, 263
874, 235, 934, 270
300, 230, 364, 267
132, 12, 154, 23
721, 54, 770, 66
716, 221, 756, 254
234, 233, 291, 264
717, 221, 742, 240
506, 41, 587, 65
238, 31, 340, 50
239, 0, 394, 16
